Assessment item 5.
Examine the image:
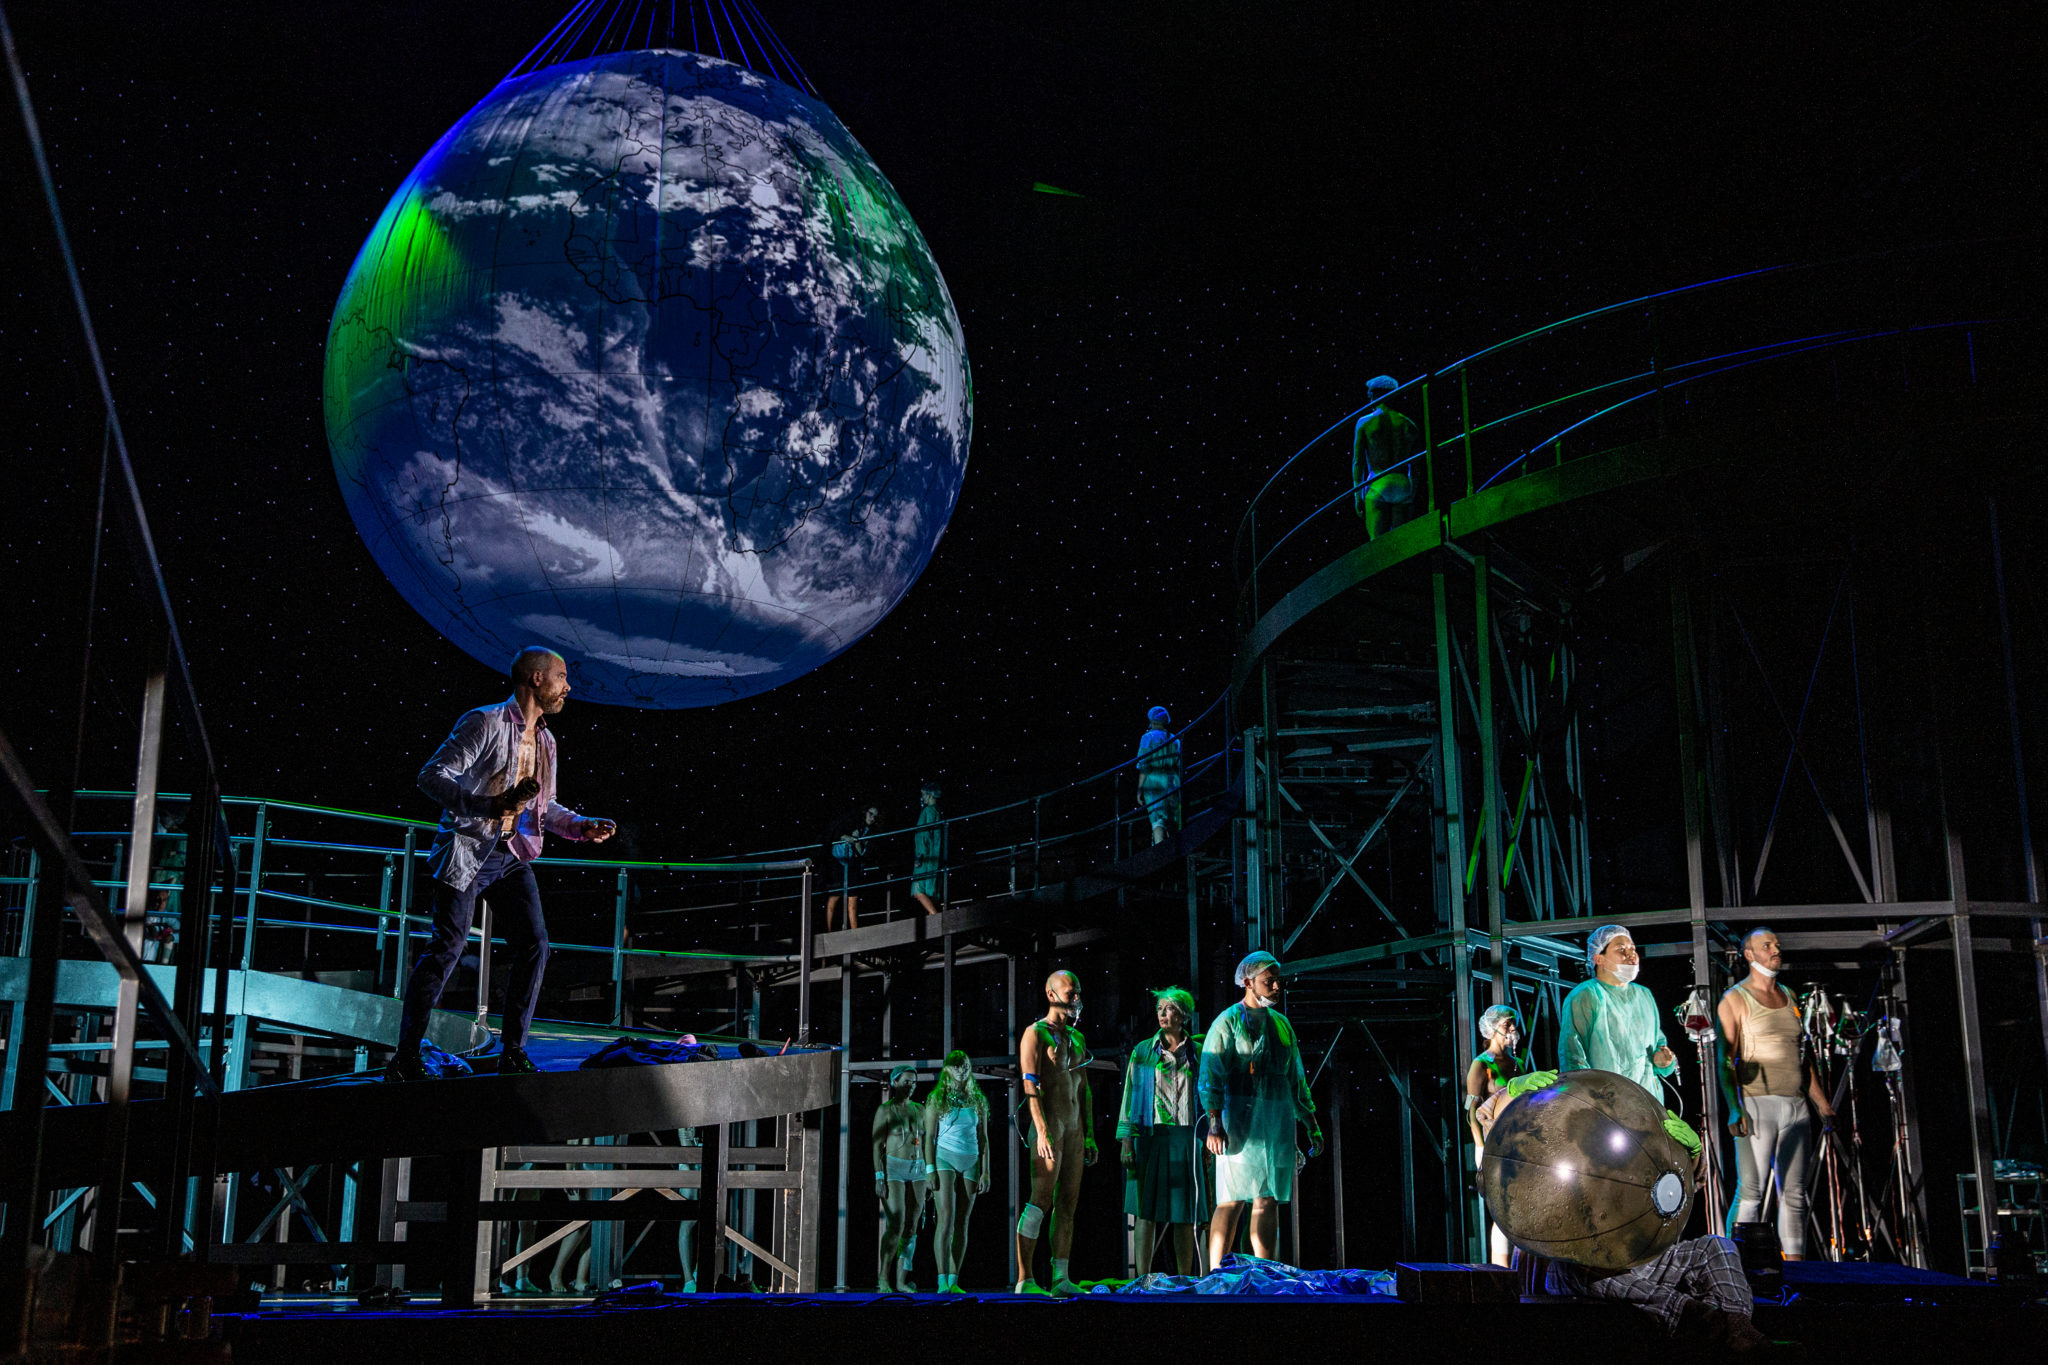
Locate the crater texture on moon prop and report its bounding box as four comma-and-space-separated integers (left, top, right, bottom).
1480, 1069, 1697, 1270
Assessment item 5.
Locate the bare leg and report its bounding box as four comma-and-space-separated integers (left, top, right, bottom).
953, 1179, 978, 1287
1044, 1128, 1085, 1292
912, 892, 939, 915
677, 1216, 699, 1289
1015, 1146, 1061, 1289
1247, 1197, 1281, 1259
1172, 1223, 1196, 1275
846, 895, 860, 930
824, 896, 842, 931
897, 1179, 927, 1290
1208, 1200, 1245, 1269
878, 1180, 904, 1291
932, 1174, 957, 1278
1133, 1217, 1158, 1274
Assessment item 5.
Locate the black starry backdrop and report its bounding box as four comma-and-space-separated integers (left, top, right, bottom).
3, 1, 2045, 1290
2, 3, 2038, 853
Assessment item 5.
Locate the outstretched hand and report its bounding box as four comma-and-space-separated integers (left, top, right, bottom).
582, 817, 617, 842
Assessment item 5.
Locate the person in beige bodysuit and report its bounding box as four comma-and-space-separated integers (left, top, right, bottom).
1014, 970, 1096, 1295
871, 1064, 929, 1291
1717, 927, 1835, 1259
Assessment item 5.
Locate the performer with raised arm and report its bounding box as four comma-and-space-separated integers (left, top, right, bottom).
1014, 970, 1097, 1296
1719, 926, 1835, 1259
1201, 952, 1320, 1265
387, 647, 614, 1080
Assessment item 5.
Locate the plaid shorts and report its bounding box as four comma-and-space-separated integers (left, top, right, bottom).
1548, 1235, 1752, 1333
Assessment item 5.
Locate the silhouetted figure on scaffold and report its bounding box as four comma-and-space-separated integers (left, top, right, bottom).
1352, 374, 1422, 540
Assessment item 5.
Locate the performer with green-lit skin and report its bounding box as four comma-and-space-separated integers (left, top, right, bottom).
1352, 374, 1422, 539
872, 1064, 928, 1292
1201, 952, 1320, 1265
1465, 1004, 1526, 1266
923, 1050, 991, 1293
1015, 970, 1096, 1296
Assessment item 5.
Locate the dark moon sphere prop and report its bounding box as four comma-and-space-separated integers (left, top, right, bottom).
323, 50, 972, 707
1480, 1069, 1696, 1270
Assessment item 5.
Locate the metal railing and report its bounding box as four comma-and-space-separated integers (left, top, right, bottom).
1232, 241, 2038, 630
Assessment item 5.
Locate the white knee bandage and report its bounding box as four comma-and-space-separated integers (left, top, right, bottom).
1016, 1203, 1047, 1239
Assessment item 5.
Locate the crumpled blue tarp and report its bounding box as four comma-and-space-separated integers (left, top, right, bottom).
579, 1035, 720, 1069
420, 1040, 474, 1078
1090, 1254, 1397, 1297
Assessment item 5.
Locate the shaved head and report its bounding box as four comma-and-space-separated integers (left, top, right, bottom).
1045, 970, 1078, 995
509, 646, 565, 688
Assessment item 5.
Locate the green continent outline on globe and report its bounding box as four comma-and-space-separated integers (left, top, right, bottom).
321, 49, 971, 708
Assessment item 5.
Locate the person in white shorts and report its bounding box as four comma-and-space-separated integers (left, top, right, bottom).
923, 1050, 991, 1292
871, 1064, 928, 1290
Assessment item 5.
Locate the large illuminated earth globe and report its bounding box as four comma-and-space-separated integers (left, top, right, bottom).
323, 50, 971, 707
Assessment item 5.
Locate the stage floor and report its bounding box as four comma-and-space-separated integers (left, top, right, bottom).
220, 1271, 2046, 1365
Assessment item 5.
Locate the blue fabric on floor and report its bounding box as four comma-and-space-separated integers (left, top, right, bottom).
419, 1040, 474, 1077
579, 1037, 722, 1068
1092, 1254, 1397, 1297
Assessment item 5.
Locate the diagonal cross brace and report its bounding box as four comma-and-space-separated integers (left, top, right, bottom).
1278, 774, 1419, 951
1727, 581, 1876, 904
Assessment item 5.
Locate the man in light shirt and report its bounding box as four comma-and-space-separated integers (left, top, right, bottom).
1718, 927, 1835, 1258
387, 647, 615, 1080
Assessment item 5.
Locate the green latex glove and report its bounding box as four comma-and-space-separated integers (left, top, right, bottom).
1662, 1110, 1703, 1157
1501, 1069, 1558, 1100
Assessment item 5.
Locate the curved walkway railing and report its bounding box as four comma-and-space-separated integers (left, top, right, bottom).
1, 678, 1240, 1039
1233, 241, 2037, 635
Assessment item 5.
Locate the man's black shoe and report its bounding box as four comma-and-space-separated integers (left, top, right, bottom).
383, 1044, 429, 1082
499, 1046, 541, 1075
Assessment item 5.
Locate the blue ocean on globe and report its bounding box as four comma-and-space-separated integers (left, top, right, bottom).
323, 50, 972, 707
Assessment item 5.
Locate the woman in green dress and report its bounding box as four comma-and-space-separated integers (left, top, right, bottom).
1116, 987, 1209, 1274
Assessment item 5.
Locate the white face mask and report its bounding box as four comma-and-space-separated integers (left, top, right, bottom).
1751, 962, 1778, 979
1612, 962, 1640, 984
1058, 1000, 1083, 1022
1253, 990, 1282, 1008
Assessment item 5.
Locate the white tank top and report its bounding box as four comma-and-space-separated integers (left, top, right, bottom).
936, 1103, 978, 1155
1734, 984, 1803, 1098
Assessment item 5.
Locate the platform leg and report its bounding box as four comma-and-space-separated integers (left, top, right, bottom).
376, 1157, 410, 1290
698, 1123, 727, 1291
439, 1150, 484, 1308
470, 1148, 499, 1301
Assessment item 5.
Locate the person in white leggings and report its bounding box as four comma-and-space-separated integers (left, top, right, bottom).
1716, 927, 1836, 1257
